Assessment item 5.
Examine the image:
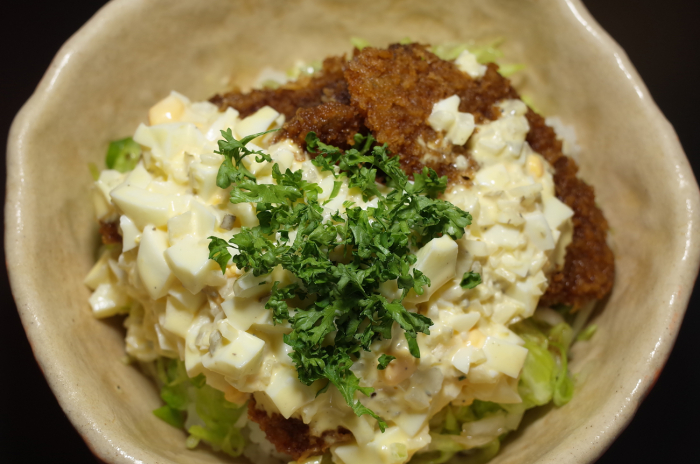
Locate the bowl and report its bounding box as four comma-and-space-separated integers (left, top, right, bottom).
6, 0, 700, 463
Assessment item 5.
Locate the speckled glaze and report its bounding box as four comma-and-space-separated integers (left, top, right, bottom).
6, 0, 699, 463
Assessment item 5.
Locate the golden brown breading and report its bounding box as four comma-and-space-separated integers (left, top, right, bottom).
247, 397, 352, 460
210, 56, 350, 120
345, 44, 517, 179
526, 110, 615, 308
98, 220, 121, 245
282, 101, 365, 149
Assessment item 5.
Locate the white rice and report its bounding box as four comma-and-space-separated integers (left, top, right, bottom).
545, 116, 581, 160
243, 422, 290, 464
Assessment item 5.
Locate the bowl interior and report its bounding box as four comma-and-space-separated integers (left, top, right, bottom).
6, 0, 699, 463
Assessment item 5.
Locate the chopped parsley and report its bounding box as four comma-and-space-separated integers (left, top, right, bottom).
377, 354, 396, 370
208, 129, 472, 431
460, 271, 482, 290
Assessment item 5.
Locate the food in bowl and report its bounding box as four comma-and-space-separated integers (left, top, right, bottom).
84, 42, 614, 464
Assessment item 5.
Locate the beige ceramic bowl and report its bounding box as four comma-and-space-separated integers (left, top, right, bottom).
6, 0, 700, 463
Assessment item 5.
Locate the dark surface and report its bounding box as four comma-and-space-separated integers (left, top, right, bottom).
1, 1, 698, 463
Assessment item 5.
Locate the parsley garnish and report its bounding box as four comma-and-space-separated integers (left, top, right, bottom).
460, 271, 482, 289
208, 130, 472, 431
377, 354, 396, 370
214, 128, 279, 189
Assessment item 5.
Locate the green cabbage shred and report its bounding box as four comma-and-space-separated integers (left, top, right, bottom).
152, 357, 247, 458
430, 39, 524, 78
414, 318, 576, 463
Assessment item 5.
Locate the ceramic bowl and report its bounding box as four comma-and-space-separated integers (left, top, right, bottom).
6, 0, 699, 463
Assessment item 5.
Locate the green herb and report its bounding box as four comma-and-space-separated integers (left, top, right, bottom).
208, 237, 233, 274
208, 130, 472, 431
105, 137, 141, 173
377, 354, 396, 370
214, 128, 278, 190
460, 271, 482, 289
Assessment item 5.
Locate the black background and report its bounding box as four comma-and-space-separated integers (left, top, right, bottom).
1, 1, 698, 463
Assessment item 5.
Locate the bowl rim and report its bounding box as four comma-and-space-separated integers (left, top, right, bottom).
5, 0, 700, 462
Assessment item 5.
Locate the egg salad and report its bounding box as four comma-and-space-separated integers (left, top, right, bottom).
86, 55, 583, 464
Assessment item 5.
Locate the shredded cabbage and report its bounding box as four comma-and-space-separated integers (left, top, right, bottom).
351, 37, 372, 51
152, 358, 247, 457
413, 433, 502, 464
413, 319, 576, 463
412, 401, 515, 464
430, 39, 524, 78
518, 339, 556, 408
548, 323, 574, 406
514, 319, 575, 408
412, 434, 501, 464
576, 324, 598, 342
